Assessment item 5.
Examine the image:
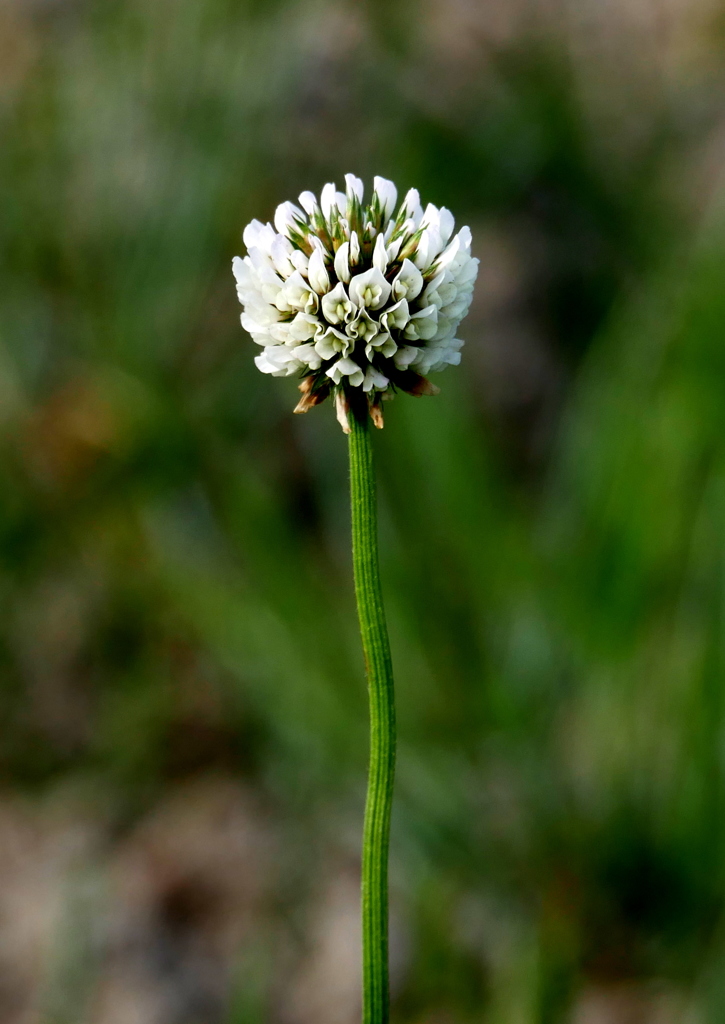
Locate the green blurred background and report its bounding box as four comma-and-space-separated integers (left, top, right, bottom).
3, 0, 725, 1020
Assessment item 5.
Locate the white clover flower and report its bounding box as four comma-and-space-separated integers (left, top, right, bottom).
232, 176, 478, 429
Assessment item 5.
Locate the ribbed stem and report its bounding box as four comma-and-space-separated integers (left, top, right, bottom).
349, 406, 396, 1024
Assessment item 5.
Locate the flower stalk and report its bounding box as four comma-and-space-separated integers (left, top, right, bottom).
349, 401, 396, 1024
233, 174, 478, 1021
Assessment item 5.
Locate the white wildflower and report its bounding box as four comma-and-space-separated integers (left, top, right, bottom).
349, 267, 391, 311
328, 356, 365, 387
288, 312, 322, 343
403, 304, 438, 341
232, 176, 478, 424
281, 272, 319, 315
380, 299, 410, 333
292, 343, 324, 370
363, 365, 390, 392
322, 282, 354, 325
315, 326, 353, 361
391, 260, 423, 302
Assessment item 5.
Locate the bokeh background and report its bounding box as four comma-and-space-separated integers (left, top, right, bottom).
3, 0, 725, 1020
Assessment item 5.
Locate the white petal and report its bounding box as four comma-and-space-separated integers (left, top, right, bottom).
421, 203, 440, 232
438, 280, 459, 306
420, 204, 455, 246
432, 314, 454, 341
298, 191, 319, 217
254, 345, 301, 377
254, 351, 276, 375
321, 282, 353, 324
423, 269, 445, 298
364, 332, 396, 359
438, 207, 455, 244
240, 300, 279, 328
243, 219, 275, 253
381, 298, 409, 332
232, 255, 249, 289
308, 248, 331, 294
242, 219, 264, 249
314, 327, 351, 360
349, 231, 361, 267
373, 176, 398, 220
362, 365, 390, 392
268, 321, 294, 344
372, 233, 388, 273
320, 183, 338, 220
434, 236, 460, 272
292, 343, 323, 370
386, 236, 403, 261
274, 201, 304, 236
282, 271, 318, 313
413, 227, 443, 271
454, 256, 479, 287
444, 299, 470, 320
393, 345, 419, 369
290, 249, 310, 274
345, 174, 364, 202
327, 356, 364, 388
392, 259, 424, 301
400, 188, 423, 225
403, 303, 439, 340
347, 308, 379, 341
310, 236, 328, 256
334, 242, 351, 284
412, 303, 439, 321
288, 312, 322, 342
247, 330, 270, 348
456, 226, 472, 253
348, 267, 391, 310
270, 234, 295, 278
241, 312, 270, 337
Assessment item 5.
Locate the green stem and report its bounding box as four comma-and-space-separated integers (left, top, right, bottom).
349, 405, 396, 1024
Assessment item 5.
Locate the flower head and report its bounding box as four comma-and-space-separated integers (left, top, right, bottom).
232, 176, 478, 429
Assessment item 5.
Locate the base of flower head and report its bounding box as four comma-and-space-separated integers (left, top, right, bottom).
368, 395, 384, 430
293, 375, 331, 414
335, 391, 352, 433
292, 367, 440, 432
390, 370, 440, 397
